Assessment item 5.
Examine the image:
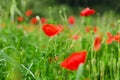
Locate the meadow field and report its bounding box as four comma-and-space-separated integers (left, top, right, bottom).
0, 4, 120, 80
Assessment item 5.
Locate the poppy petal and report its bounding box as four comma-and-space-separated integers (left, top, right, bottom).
68, 16, 75, 25
61, 51, 87, 70
26, 10, 33, 17
94, 36, 102, 51
106, 32, 114, 44
80, 7, 96, 16
42, 24, 62, 37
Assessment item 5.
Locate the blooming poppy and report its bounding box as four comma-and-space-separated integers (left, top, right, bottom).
25, 10, 33, 17
106, 32, 114, 44
17, 16, 24, 22
68, 16, 75, 25
61, 51, 87, 71
114, 32, 120, 43
80, 7, 96, 16
85, 26, 91, 33
93, 27, 98, 33
42, 24, 63, 37
94, 36, 102, 51
30, 17, 37, 24
72, 34, 79, 40
41, 17, 47, 24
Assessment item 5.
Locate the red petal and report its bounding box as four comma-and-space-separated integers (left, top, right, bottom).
41, 18, 47, 24
107, 32, 112, 37
93, 27, 98, 33
106, 32, 114, 44
72, 34, 79, 40
86, 9, 95, 16
42, 24, 62, 37
68, 16, 75, 25
114, 32, 120, 43
80, 7, 95, 16
85, 26, 91, 33
61, 51, 87, 70
94, 36, 102, 51
18, 16, 24, 22
26, 10, 33, 17
30, 18, 37, 24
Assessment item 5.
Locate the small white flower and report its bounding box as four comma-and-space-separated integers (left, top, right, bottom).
36, 16, 40, 21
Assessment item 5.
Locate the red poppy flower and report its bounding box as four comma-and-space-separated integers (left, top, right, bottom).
114, 32, 120, 43
68, 16, 75, 25
85, 26, 91, 33
61, 51, 87, 71
30, 17, 37, 24
80, 7, 96, 16
41, 18, 47, 24
72, 34, 79, 40
94, 36, 102, 51
17, 16, 24, 22
93, 27, 98, 33
106, 32, 114, 44
42, 24, 63, 37
25, 10, 33, 17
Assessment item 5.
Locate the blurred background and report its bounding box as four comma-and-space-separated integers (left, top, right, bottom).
0, 0, 120, 20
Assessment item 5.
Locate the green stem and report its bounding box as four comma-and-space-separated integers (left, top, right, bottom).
46, 37, 53, 56
75, 64, 84, 80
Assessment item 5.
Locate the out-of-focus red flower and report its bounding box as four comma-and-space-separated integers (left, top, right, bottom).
94, 36, 102, 51
68, 16, 75, 25
80, 7, 96, 16
56, 25, 63, 32
72, 34, 79, 40
61, 51, 87, 71
85, 26, 91, 33
114, 32, 120, 43
41, 17, 47, 24
25, 10, 33, 17
106, 32, 114, 44
30, 17, 37, 24
18, 16, 24, 22
42, 24, 63, 37
93, 27, 98, 33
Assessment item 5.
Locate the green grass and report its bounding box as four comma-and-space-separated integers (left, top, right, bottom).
0, 11, 120, 80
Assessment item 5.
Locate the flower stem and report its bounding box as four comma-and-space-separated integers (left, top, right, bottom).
75, 64, 84, 80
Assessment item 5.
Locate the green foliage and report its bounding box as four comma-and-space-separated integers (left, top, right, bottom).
0, 11, 120, 80
0, 0, 120, 80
